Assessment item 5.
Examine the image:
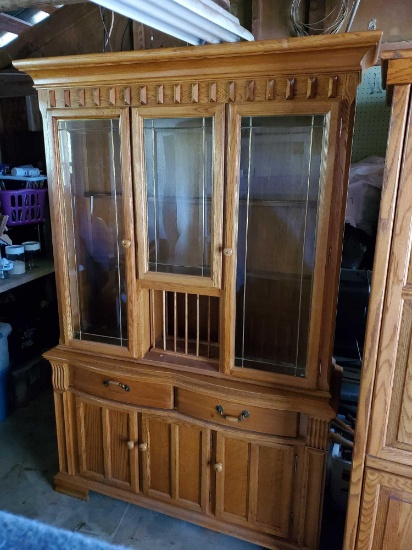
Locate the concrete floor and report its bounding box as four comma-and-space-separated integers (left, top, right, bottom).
0, 388, 261, 550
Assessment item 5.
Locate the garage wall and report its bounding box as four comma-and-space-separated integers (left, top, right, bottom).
251, 0, 412, 43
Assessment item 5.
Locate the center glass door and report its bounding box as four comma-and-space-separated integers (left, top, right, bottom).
133, 105, 224, 290
132, 105, 224, 365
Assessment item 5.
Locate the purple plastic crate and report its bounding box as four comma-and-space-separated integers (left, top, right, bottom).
0, 189, 47, 226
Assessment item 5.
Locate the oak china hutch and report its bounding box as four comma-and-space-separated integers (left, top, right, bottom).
15, 31, 381, 549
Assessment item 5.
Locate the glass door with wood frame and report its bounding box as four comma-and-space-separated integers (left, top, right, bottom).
225, 104, 334, 383
56, 110, 135, 350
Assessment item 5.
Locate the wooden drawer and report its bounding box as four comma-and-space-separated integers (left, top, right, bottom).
175, 388, 298, 437
73, 368, 173, 409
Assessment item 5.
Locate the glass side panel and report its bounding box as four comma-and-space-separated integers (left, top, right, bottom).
235, 115, 325, 377
143, 117, 213, 277
58, 118, 127, 346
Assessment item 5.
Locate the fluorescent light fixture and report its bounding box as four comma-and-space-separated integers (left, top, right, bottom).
32, 11, 51, 25
92, 0, 254, 44
0, 32, 18, 48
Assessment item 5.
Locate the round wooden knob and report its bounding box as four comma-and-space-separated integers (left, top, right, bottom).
122, 239, 131, 248
138, 443, 148, 452
214, 463, 223, 473
223, 248, 233, 256
127, 441, 135, 450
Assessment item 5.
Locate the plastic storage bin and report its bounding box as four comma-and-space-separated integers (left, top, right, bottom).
0, 322, 12, 422
0, 188, 47, 226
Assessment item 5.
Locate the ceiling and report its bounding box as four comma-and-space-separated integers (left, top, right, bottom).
0, 7, 59, 48
0, 0, 248, 95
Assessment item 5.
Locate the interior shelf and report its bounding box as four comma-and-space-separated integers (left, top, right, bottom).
0, 175, 47, 182
0, 258, 54, 294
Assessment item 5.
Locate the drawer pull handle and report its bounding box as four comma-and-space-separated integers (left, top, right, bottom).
103, 380, 131, 392
216, 405, 250, 423
127, 441, 135, 450
214, 463, 223, 473
138, 443, 148, 452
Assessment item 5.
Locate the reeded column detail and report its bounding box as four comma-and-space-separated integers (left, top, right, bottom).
51, 362, 70, 391
306, 418, 329, 450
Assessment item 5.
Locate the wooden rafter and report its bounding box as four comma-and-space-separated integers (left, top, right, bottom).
0, 0, 85, 9
0, 3, 133, 70
36, 4, 59, 14
0, 13, 32, 35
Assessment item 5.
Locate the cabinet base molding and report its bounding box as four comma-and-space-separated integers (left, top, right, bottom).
54, 473, 89, 501
53, 472, 305, 550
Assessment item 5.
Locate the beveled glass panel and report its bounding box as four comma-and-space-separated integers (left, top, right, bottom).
143, 117, 213, 277
235, 115, 325, 376
58, 118, 127, 346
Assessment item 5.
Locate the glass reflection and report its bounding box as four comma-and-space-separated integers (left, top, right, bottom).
144, 117, 213, 277
235, 115, 325, 376
58, 118, 127, 346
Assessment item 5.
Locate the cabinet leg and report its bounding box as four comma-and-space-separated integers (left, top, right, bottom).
54, 473, 89, 501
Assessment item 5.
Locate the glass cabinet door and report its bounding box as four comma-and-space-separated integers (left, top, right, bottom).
57, 115, 132, 347
228, 109, 329, 379
133, 106, 224, 289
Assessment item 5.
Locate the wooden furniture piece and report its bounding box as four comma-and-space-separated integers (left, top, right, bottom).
15, 32, 381, 550
344, 49, 412, 550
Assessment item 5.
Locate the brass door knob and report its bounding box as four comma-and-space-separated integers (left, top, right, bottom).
214, 463, 223, 473
122, 239, 131, 248
127, 441, 135, 450
223, 248, 233, 256
138, 443, 148, 452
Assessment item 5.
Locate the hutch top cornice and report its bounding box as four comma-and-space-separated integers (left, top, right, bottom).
14, 31, 382, 89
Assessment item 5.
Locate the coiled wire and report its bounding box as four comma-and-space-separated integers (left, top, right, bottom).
290, 0, 353, 36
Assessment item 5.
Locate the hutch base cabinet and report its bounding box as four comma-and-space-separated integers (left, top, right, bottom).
15, 31, 381, 549
47, 352, 329, 549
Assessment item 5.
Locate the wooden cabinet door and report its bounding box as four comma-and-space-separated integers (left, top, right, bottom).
214, 431, 296, 538
357, 468, 412, 550
365, 90, 412, 468
223, 101, 342, 392
75, 396, 139, 492
141, 414, 211, 513
50, 109, 139, 356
